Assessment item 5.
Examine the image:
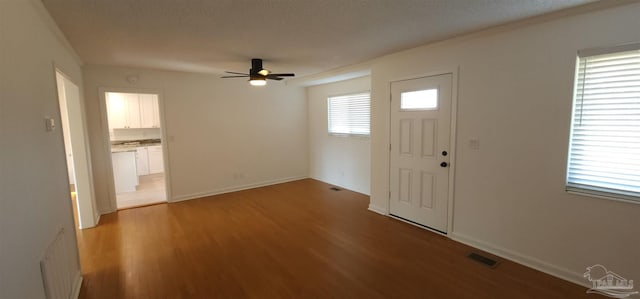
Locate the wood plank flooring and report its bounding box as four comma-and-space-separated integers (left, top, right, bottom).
77, 179, 594, 298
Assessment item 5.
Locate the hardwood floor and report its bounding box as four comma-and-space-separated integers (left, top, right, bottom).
77, 179, 594, 298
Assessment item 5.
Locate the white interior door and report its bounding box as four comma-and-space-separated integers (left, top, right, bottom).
56, 76, 76, 185
389, 73, 452, 233
56, 71, 97, 229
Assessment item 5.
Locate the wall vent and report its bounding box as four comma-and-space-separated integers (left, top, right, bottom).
40, 228, 77, 299
467, 252, 499, 268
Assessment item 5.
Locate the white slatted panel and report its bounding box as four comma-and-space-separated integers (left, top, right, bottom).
40, 228, 76, 299
328, 93, 370, 136
567, 47, 640, 201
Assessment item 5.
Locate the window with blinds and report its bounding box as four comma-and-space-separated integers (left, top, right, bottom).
567, 45, 640, 203
327, 93, 370, 136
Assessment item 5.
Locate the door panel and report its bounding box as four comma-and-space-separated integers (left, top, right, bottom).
399, 119, 413, 155
420, 172, 435, 209
390, 74, 452, 233
399, 169, 412, 203
421, 120, 436, 158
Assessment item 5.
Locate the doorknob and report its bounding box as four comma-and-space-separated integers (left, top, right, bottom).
440, 162, 448, 167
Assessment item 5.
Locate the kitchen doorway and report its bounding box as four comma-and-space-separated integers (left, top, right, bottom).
104, 91, 169, 209
55, 70, 97, 229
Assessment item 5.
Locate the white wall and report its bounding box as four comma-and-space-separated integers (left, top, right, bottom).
83, 66, 309, 212
0, 1, 83, 298
307, 77, 371, 194
369, 2, 640, 287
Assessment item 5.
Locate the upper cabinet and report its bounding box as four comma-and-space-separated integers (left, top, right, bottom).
139, 94, 160, 128
106, 93, 127, 129
107, 93, 160, 130
125, 94, 141, 128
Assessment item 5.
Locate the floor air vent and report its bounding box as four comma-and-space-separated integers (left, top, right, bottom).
467, 252, 499, 268
330, 187, 341, 191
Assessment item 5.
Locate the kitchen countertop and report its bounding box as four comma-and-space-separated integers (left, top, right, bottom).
111, 139, 162, 153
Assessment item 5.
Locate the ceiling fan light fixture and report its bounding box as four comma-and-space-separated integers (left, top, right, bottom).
222, 59, 294, 84
249, 78, 267, 86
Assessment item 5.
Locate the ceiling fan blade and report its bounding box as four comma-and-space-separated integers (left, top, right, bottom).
266, 77, 284, 81
268, 73, 295, 77
221, 75, 249, 78
225, 71, 249, 75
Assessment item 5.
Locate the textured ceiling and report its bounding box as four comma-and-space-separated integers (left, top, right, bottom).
43, 0, 596, 78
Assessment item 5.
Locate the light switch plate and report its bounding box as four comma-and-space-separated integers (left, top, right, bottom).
45, 117, 55, 132
469, 138, 480, 150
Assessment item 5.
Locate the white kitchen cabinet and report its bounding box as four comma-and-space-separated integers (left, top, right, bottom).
107, 93, 160, 130
106, 93, 127, 130
139, 94, 160, 128
107, 93, 141, 129
125, 94, 141, 128
136, 147, 149, 176
148, 145, 164, 174
112, 151, 138, 193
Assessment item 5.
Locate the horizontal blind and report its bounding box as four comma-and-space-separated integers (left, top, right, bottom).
567, 47, 640, 200
328, 93, 370, 136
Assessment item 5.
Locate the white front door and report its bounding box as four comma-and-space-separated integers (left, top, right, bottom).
389, 74, 453, 233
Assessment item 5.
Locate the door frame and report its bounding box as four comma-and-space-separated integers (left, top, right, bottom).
98, 87, 172, 212
388, 68, 459, 235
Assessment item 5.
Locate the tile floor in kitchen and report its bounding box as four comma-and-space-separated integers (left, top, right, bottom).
116, 173, 166, 209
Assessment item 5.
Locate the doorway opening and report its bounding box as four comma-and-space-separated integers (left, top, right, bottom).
55, 70, 97, 229
104, 91, 168, 209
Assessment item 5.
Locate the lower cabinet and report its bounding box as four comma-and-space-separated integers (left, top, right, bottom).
135, 145, 163, 176
136, 147, 149, 176
112, 151, 137, 193
148, 145, 164, 174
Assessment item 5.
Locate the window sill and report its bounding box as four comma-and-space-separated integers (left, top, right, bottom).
328, 133, 370, 139
566, 187, 640, 206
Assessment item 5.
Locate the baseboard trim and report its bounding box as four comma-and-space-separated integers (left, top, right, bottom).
309, 177, 371, 196
71, 271, 83, 299
98, 206, 116, 215
367, 204, 387, 215
450, 232, 590, 289
170, 175, 309, 202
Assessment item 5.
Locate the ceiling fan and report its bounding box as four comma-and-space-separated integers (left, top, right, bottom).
221, 58, 295, 86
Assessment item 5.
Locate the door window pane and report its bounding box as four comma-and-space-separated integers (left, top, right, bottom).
401, 89, 438, 110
